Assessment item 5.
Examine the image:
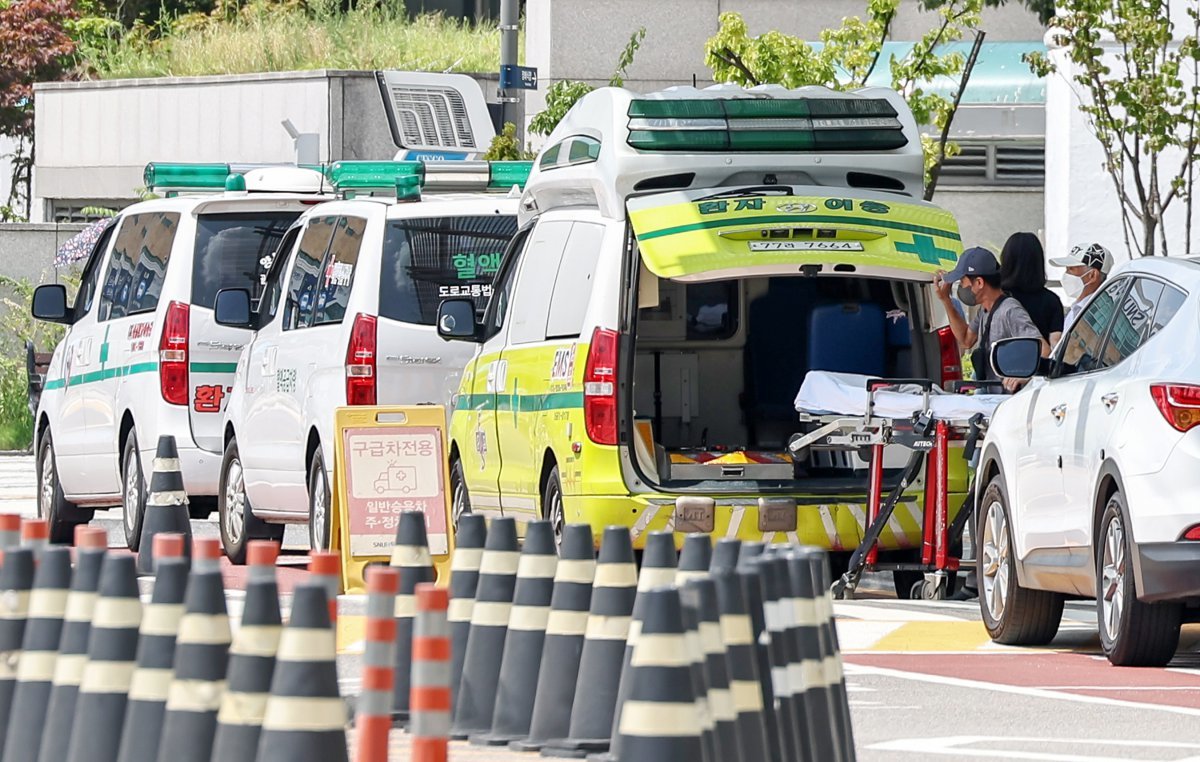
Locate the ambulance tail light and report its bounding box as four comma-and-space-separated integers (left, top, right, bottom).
583, 328, 619, 446
345, 313, 377, 406
937, 326, 962, 385
1150, 384, 1200, 432
159, 301, 190, 406
1181, 524, 1200, 541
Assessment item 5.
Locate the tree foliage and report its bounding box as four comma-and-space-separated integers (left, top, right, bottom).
483, 121, 535, 161
1027, 2, 1200, 257
705, 0, 984, 201
528, 26, 645, 137
0, 0, 77, 218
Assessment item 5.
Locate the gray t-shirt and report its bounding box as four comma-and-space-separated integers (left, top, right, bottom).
969, 296, 1043, 344
969, 296, 1042, 379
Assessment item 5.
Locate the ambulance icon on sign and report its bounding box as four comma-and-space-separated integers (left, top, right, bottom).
374, 462, 418, 494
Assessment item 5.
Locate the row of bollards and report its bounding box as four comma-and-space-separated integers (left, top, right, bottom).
0, 513, 349, 762
387, 511, 857, 762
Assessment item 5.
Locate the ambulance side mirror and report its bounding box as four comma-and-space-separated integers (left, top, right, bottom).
437, 299, 480, 342
214, 288, 254, 329
31, 285, 71, 324
991, 337, 1042, 379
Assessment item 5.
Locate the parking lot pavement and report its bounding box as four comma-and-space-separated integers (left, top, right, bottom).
840, 598, 1200, 760
0, 455, 36, 517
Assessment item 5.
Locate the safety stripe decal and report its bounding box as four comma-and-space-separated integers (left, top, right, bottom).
454, 391, 584, 413
43, 361, 159, 391
635, 214, 962, 243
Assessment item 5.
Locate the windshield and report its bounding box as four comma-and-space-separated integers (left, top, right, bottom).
191, 212, 299, 309
379, 214, 517, 325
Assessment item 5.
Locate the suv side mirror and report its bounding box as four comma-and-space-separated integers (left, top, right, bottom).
31, 285, 70, 324
991, 336, 1042, 379
214, 288, 254, 329
437, 298, 480, 342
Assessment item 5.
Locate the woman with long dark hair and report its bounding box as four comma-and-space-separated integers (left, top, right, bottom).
1000, 232, 1064, 346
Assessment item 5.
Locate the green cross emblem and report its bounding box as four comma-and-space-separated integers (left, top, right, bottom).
896, 234, 957, 266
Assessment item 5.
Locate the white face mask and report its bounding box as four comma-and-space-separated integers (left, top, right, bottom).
1062, 272, 1085, 299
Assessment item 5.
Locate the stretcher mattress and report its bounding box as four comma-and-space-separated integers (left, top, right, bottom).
794, 371, 1006, 421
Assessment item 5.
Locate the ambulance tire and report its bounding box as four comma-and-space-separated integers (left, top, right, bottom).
219, 438, 283, 564
308, 448, 331, 552
542, 466, 565, 546
36, 429, 92, 544
450, 457, 471, 531
122, 431, 148, 551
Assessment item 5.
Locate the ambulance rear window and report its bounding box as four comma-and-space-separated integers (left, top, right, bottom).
191, 212, 299, 310
379, 215, 518, 325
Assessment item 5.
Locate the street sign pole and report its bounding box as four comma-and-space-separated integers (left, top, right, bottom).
498, 0, 520, 124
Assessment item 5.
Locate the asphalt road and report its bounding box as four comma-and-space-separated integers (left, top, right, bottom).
7, 454, 1200, 760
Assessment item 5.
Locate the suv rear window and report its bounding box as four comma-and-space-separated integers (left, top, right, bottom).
379, 215, 517, 325
191, 212, 299, 310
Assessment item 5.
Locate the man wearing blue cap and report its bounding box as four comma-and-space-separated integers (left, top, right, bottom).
935, 246, 1048, 392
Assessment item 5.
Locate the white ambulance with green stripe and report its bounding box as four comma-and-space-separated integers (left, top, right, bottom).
437, 85, 969, 592
31, 164, 328, 546
213, 161, 523, 562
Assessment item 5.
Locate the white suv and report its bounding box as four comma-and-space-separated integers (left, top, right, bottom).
215, 163, 520, 562
976, 256, 1200, 666
31, 164, 328, 546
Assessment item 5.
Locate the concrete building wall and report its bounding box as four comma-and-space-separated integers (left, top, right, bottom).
525, 0, 1045, 116
937, 188, 1045, 253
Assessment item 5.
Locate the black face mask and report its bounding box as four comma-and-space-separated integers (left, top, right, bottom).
957, 283, 977, 307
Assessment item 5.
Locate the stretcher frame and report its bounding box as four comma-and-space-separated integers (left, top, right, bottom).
788, 378, 990, 600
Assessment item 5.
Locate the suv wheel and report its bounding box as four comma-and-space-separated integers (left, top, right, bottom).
219, 437, 283, 564
978, 476, 1064, 645
36, 429, 91, 544
308, 448, 331, 552
1097, 493, 1181, 667
121, 431, 147, 551
450, 457, 471, 531
542, 465, 565, 547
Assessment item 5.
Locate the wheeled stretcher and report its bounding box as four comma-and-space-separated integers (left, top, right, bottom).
790, 372, 1005, 599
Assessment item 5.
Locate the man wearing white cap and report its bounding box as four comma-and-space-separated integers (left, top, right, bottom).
1051, 243, 1114, 338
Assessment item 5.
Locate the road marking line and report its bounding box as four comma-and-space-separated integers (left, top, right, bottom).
869, 735, 1200, 762
846, 663, 1200, 717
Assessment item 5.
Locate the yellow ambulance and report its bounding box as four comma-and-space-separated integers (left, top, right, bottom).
435, 84, 968, 590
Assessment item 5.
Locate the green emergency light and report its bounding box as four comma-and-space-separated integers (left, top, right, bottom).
143, 163, 232, 190
396, 174, 422, 202
487, 161, 534, 189
625, 97, 908, 152
327, 160, 533, 195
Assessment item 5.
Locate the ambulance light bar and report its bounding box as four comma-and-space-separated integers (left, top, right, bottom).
327, 160, 533, 193
625, 97, 907, 152
143, 162, 326, 191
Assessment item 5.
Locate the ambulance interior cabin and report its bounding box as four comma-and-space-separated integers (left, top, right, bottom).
629, 266, 939, 489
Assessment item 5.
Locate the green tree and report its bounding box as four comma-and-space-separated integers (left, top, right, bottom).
483, 121, 535, 161
528, 27, 645, 137
0, 0, 78, 219
1027, 3, 1200, 258
705, 1, 985, 200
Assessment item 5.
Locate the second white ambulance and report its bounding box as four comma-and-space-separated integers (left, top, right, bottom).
214, 161, 523, 561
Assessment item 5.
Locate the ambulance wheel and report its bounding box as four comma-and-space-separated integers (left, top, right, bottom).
450, 457, 471, 531
36, 429, 91, 544
121, 432, 147, 551
308, 448, 331, 552
219, 438, 283, 564
542, 466, 565, 546
978, 477, 1064, 645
